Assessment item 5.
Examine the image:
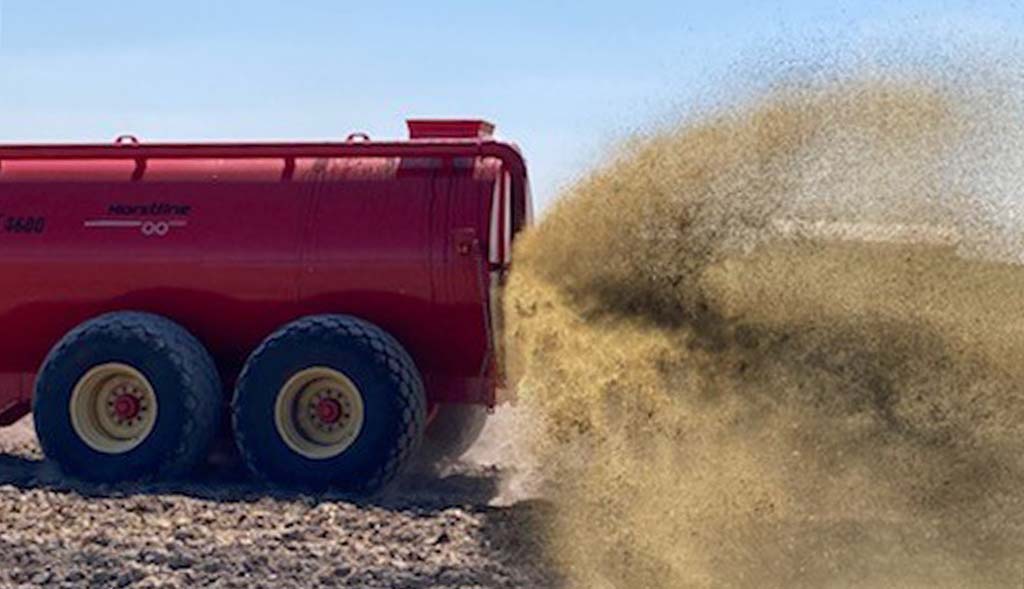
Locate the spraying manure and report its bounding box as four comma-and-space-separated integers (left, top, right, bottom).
506, 70, 1024, 588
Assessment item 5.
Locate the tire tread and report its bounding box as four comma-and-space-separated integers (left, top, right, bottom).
232, 315, 426, 493
33, 311, 222, 480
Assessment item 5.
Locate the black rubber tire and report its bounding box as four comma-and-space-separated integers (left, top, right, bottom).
232, 314, 427, 493
33, 312, 223, 482
418, 404, 489, 467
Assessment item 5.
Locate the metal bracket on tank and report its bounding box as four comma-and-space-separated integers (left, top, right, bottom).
453, 227, 479, 257
114, 135, 147, 180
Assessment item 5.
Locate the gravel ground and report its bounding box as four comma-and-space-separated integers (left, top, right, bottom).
0, 417, 558, 589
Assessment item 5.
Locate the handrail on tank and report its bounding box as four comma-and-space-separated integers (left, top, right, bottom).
0, 139, 530, 233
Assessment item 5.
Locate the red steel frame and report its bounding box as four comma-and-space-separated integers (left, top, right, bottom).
0, 140, 525, 198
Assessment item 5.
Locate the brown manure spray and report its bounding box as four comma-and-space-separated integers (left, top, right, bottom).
506, 68, 1024, 588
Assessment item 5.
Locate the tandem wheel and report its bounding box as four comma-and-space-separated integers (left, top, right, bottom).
33, 312, 223, 482
232, 314, 427, 494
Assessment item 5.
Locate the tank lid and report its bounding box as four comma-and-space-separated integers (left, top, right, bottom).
407, 119, 494, 139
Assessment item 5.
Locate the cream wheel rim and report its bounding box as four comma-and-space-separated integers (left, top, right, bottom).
274, 366, 365, 460
69, 362, 158, 454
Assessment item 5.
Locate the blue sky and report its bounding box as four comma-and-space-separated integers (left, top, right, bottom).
0, 1, 1021, 210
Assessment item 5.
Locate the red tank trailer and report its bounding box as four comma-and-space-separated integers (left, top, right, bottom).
0, 120, 531, 492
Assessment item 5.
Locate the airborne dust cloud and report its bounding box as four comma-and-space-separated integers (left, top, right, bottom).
505, 63, 1024, 588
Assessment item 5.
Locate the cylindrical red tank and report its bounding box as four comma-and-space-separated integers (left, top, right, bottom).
0, 119, 531, 425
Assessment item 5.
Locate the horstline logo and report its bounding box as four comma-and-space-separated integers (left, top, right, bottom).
107, 203, 191, 217
85, 202, 191, 237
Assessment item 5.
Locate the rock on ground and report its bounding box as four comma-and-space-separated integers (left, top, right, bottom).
0, 418, 558, 589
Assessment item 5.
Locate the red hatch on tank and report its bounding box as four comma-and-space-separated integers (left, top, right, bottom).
407, 119, 495, 139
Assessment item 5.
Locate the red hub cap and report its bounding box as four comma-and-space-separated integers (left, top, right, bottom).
316, 398, 342, 424
113, 394, 141, 420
